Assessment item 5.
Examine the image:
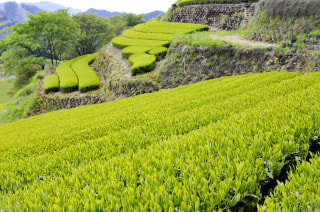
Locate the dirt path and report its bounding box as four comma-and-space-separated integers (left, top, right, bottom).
211, 35, 275, 47
105, 43, 131, 73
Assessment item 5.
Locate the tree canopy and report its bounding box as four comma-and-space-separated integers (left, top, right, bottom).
72, 13, 114, 56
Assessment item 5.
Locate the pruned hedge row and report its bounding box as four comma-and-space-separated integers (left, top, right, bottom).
43, 75, 60, 94
260, 154, 320, 211
176, 0, 259, 6
122, 46, 153, 58
2, 72, 320, 210
129, 53, 156, 76
123, 29, 173, 41
112, 36, 170, 49
56, 57, 80, 93
112, 21, 209, 76
44, 54, 99, 94
134, 23, 196, 34
146, 20, 209, 31
71, 53, 99, 93
148, 47, 168, 61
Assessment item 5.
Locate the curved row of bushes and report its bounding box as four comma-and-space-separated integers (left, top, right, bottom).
176, 0, 259, 7
43, 75, 60, 94
112, 36, 170, 49
71, 53, 100, 93
129, 53, 156, 76
55, 57, 80, 93
112, 20, 209, 76
123, 30, 173, 41
44, 53, 99, 94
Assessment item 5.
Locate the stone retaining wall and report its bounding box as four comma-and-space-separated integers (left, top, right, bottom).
167, 3, 255, 30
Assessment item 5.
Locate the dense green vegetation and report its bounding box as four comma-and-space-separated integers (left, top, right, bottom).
121, 46, 153, 58
129, 53, 156, 76
43, 75, 60, 94
71, 53, 100, 92
0, 72, 44, 124
260, 155, 320, 211
112, 20, 209, 76
50, 53, 99, 93
0, 81, 11, 104
55, 57, 79, 93
1, 72, 320, 210
242, 0, 320, 42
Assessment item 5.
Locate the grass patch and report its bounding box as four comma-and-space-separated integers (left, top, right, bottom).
0, 81, 12, 104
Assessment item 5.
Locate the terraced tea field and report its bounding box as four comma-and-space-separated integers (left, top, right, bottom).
43, 53, 99, 94
1, 72, 320, 211
112, 20, 209, 76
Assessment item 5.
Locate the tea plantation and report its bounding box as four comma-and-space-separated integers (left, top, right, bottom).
112, 20, 209, 76
43, 53, 99, 94
1, 72, 320, 211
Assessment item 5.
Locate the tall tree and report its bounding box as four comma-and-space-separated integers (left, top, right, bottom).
121, 13, 145, 27
0, 9, 79, 88
72, 12, 114, 56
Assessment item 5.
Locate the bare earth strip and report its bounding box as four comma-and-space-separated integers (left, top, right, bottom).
211, 35, 275, 47
105, 43, 131, 73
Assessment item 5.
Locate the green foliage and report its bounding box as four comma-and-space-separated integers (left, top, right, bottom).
0, 72, 42, 124
260, 154, 320, 211
121, 46, 153, 58
121, 13, 145, 27
55, 58, 79, 93
71, 53, 100, 92
72, 13, 115, 57
109, 16, 127, 36
0, 81, 11, 104
123, 29, 172, 41
241, 0, 320, 42
146, 20, 209, 31
129, 53, 156, 76
43, 75, 60, 94
134, 23, 196, 34
113, 20, 209, 76
1, 72, 320, 210
112, 36, 170, 49
148, 47, 168, 61
174, 32, 272, 49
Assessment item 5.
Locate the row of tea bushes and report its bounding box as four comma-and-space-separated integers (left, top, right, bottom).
55, 57, 80, 93
122, 30, 173, 41
129, 53, 156, 76
2, 72, 320, 210
71, 53, 100, 92
112, 20, 209, 76
260, 154, 320, 211
44, 53, 99, 94
43, 75, 60, 94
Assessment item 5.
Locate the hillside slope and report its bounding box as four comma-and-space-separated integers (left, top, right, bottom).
1, 72, 320, 210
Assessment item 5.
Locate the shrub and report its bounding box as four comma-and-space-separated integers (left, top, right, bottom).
56, 58, 80, 93
112, 36, 170, 49
148, 47, 168, 61
134, 23, 196, 34
43, 75, 59, 94
129, 53, 156, 76
146, 20, 209, 31
122, 46, 153, 58
122, 29, 172, 41
71, 53, 100, 93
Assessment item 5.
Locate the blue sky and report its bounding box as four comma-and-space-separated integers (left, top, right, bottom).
10, 0, 177, 13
